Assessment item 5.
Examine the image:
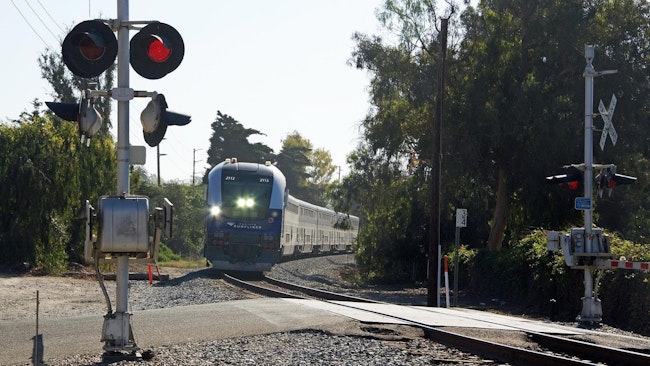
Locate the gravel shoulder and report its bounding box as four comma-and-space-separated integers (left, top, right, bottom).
0, 265, 251, 321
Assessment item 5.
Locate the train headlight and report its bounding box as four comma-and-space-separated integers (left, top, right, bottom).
236, 197, 255, 208
210, 205, 221, 216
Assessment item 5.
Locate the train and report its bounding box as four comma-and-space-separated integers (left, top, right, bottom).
204, 158, 360, 271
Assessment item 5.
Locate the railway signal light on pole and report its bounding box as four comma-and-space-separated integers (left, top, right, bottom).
130, 22, 185, 79
45, 90, 103, 144
62, 20, 118, 78
596, 165, 637, 197
42, 2, 191, 359
140, 93, 191, 147
545, 166, 583, 191
545, 173, 582, 190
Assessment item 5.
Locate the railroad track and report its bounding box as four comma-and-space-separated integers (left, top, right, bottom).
222, 271, 650, 366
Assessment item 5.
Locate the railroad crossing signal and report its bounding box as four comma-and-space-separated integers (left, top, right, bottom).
62, 20, 118, 78
599, 94, 618, 150
130, 22, 185, 80
545, 165, 583, 191
48, 19, 190, 146
43, 4, 190, 360
140, 93, 191, 147
45, 90, 103, 144
595, 164, 637, 197
59, 20, 184, 80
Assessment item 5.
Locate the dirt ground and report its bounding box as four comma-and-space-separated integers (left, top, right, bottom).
0, 266, 192, 321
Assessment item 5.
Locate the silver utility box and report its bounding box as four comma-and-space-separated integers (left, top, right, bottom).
98, 196, 149, 253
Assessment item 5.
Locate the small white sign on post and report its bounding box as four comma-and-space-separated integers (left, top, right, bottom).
456, 208, 467, 228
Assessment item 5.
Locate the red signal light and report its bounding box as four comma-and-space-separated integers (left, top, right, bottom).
62, 20, 117, 78
147, 38, 171, 62
546, 171, 583, 191
78, 34, 105, 60
130, 22, 184, 79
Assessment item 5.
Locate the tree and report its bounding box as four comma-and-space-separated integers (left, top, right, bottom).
0, 46, 117, 270
203, 111, 274, 182
309, 148, 336, 187
346, 0, 650, 282
38, 48, 117, 261
0, 112, 116, 270
276, 131, 312, 201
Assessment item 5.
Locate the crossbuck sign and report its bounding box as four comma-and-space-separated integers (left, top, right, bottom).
599, 94, 618, 150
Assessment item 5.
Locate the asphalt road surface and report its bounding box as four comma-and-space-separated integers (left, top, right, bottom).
0, 298, 350, 365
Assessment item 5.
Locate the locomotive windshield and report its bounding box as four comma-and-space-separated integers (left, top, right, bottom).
220, 172, 273, 219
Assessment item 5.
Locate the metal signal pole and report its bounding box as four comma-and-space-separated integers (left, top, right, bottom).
580, 45, 617, 321
582, 45, 596, 320
108, 0, 136, 355
46, 0, 188, 359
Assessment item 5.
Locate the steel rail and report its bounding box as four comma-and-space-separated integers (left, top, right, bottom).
528, 331, 650, 366
223, 272, 598, 366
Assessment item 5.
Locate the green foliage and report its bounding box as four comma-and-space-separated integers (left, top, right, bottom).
346, 0, 650, 287
160, 184, 206, 259
609, 233, 650, 261
355, 173, 429, 283
203, 111, 274, 183
276, 131, 312, 200
131, 182, 206, 260
157, 242, 181, 263
0, 114, 115, 272
457, 229, 582, 317
446, 245, 477, 288
456, 229, 650, 334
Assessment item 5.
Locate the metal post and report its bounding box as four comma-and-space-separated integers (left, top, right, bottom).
116, 0, 130, 312
192, 148, 197, 185
453, 226, 460, 306
584, 45, 594, 250
581, 45, 600, 322
116, 0, 130, 195
101, 0, 138, 356
115, 255, 129, 321
157, 145, 161, 186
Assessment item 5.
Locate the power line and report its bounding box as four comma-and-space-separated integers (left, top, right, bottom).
24, 0, 61, 43
36, 0, 65, 33
10, 0, 52, 50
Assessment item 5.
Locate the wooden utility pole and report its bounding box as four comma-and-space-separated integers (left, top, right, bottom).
428, 18, 448, 307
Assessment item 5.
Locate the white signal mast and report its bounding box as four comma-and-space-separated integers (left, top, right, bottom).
547, 45, 646, 323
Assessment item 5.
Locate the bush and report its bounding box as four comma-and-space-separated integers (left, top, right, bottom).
460, 230, 585, 318
157, 242, 181, 263
458, 229, 650, 334
446, 244, 476, 289
600, 233, 650, 334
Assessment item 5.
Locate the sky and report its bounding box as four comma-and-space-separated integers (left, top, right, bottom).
2, 0, 387, 183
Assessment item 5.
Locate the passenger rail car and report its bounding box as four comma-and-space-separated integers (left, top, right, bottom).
204, 159, 359, 272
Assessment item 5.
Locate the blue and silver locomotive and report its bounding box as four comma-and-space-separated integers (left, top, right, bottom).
205, 158, 359, 272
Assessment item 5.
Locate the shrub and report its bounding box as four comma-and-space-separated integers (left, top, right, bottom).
157, 242, 181, 263
461, 230, 584, 318
459, 229, 650, 334
599, 233, 650, 334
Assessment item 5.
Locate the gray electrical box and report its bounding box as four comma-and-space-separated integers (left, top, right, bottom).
98, 196, 149, 253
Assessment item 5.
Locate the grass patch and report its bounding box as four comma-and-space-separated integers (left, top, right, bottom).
159, 259, 205, 268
